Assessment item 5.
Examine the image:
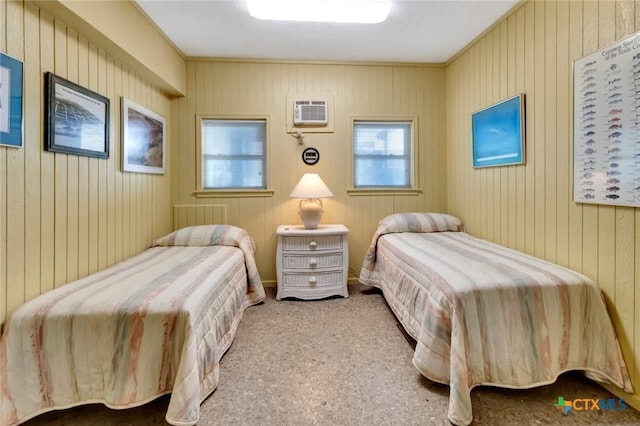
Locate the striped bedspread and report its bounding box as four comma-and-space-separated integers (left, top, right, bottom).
360, 213, 632, 426
1, 225, 265, 426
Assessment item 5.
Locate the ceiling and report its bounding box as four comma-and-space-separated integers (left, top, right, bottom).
135, 0, 521, 63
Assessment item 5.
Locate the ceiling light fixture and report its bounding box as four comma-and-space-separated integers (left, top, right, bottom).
246, 0, 392, 24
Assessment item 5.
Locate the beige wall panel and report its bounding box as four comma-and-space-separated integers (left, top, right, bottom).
472, 41, 484, 236
0, 0, 172, 325
507, 14, 517, 250
66, 29, 80, 283
544, 1, 558, 263
499, 21, 510, 249
173, 60, 446, 284
617, 0, 635, 35
173, 205, 227, 229
0, 0, 4, 50
533, 0, 546, 260
106, 56, 116, 267
39, 11, 55, 295
5, 0, 25, 315
446, 0, 640, 410
555, 0, 570, 268
523, 0, 536, 256
23, 2, 42, 302
616, 208, 637, 383
53, 19, 69, 287
567, 0, 584, 274
488, 31, 498, 242
515, 6, 526, 253
76, 37, 90, 279
97, 50, 108, 272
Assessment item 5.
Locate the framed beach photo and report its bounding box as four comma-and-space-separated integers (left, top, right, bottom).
121, 98, 165, 174
45, 72, 109, 158
472, 93, 525, 168
0, 52, 24, 148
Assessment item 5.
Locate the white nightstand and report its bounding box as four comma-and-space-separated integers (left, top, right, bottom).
276, 224, 349, 300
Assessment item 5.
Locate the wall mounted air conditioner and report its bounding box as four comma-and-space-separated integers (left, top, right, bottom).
293, 100, 328, 125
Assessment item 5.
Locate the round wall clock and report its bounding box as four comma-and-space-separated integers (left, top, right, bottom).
302, 147, 320, 165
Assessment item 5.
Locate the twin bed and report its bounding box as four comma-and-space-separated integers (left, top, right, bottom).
1, 215, 633, 426
0, 224, 265, 426
359, 212, 633, 425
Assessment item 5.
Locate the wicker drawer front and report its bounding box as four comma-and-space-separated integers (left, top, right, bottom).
281, 235, 343, 251
282, 271, 343, 287
282, 253, 343, 269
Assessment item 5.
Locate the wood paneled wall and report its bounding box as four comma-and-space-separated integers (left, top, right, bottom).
446, 0, 640, 408
0, 0, 173, 324
172, 60, 447, 283
173, 204, 227, 229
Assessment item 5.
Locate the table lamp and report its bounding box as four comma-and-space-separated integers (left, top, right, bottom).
289, 173, 333, 229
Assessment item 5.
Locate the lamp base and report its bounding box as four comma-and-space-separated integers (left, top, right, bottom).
298, 198, 324, 229
299, 209, 323, 229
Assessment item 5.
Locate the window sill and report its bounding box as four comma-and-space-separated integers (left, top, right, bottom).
194, 189, 275, 198
347, 188, 422, 196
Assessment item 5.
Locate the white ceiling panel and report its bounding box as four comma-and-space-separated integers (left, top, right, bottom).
135, 0, 520, 63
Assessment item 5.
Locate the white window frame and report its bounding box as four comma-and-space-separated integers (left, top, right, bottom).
195, 115, 273, 198
349, 117, 420, 195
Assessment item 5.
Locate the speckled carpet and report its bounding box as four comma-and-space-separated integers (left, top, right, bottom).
23, 285, 640, 425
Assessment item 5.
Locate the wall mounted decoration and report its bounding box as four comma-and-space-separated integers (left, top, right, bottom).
0, 52, 23, 148
121, 98, 166, 174
302, 147, 320, 165
573, 31, 640, 207
472, 93, 525, 168
45, 72, 109, 158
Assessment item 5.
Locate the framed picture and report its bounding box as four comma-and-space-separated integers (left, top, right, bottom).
573, 31, 640, 207
45, 72, 109, 158
121, 98, 165, 174
0, 52, 23, 148
472, 93, 525, 168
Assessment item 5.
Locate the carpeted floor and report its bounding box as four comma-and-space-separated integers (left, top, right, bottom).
23, 285, 640, 425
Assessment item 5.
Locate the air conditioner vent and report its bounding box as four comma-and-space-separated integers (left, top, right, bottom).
294, 100, 328, 125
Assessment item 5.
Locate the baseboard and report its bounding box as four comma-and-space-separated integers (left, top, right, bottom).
262, 279, 277, 288
599, 382, 640, 413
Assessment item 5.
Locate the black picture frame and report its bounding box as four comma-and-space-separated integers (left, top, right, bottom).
45, 72, 109, 158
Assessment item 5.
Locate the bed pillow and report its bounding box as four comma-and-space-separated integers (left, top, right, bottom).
377, 212, 465, 234
153, 224, 253, 248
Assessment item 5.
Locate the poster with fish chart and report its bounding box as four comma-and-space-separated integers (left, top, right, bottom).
573, 31, 640, 207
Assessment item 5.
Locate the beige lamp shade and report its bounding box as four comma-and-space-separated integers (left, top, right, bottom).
289, 173, 334, 199
290, 173, 333, 229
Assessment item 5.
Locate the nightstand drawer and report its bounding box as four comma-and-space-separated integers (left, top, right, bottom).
281, 235, 343, 251
282, 252, 343, 269
281, 271, 343, 288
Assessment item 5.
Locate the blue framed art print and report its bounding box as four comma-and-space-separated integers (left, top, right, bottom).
0, 52, 23, 148
472, 93, 525, 168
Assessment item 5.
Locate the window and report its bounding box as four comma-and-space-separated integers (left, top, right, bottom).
353, 120, 412, 188
201, 119, 266, 190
